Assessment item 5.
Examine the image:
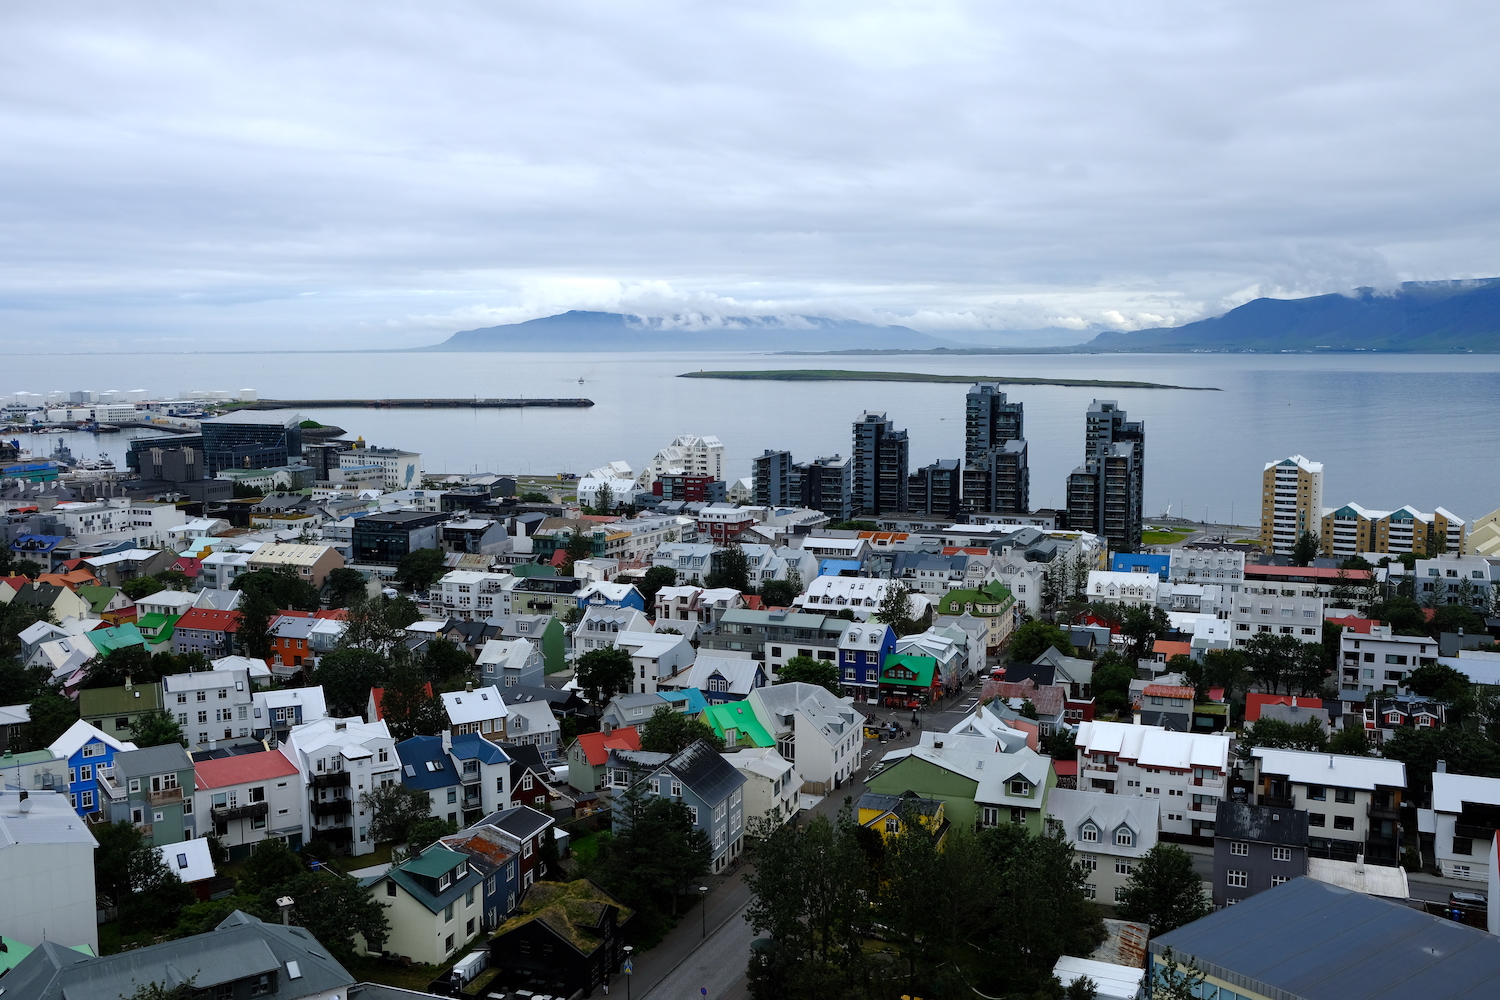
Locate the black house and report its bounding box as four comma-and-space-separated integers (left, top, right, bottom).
488, 879, 633, 998
1213, 800, 1309, 907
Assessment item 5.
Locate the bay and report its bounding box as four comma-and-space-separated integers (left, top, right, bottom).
9, 351, 1500, 527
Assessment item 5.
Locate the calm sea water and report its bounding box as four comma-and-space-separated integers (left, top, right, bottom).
9, 351, 1500, 525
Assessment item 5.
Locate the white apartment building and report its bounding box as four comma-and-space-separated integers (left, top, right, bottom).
616, 630, 694, 695
601, 515, 698, 564
1411, 553, 1499, 610
1229, 592, 1325, 648
435, 570, 515, 622
644, 434, 724, 486
0, 788, 99, 952
162, 668, 255, 749
1169, 545, 1247, 584
726, 747, 800, 832
1045, 787, 1160, 906
1336, 624, 1440, 703
747, 682, 862, 794
200, 549, 254, 591
573, 606, 649, 655
279, 717, 399, 856
137, 590, 199, 618
651, 543, 716, 584
193, 749, 306, 858
654, 585, 742, 633
1250, 747, 1406, 866
1261, 455, 1323, 555
1085, 570, 1161, 607
1074, 720, 1232, 839
341, 447, 423, 490
794, 576, 907, 619
1427, 769, 1500, 881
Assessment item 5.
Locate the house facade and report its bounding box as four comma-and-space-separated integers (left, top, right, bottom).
1212, 800, 1309, 907
1044, 787, 1159, 907
194, 748, 305, 859
616, 739, 747, 873
1074, 720, 1232, 840
362, 844, 488, 964
1249, 747, 1405, 865
97, 742, 197, 846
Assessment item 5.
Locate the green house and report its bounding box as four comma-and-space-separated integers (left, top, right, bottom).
79, 682, 163, 741
879, 653, 941, 705
701, 702, 774, 750
866, 733, 1055, 834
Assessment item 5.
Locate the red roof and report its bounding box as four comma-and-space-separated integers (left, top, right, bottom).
315, 609, 348, 620
173, 556, 202, 578
1245, 693, 1326, 722
175, 607, 242, 632
1328, 614, 1377, 634
548, 550, 570, 567
1052, 760, 1078, 777
195, 749, 300, 789
1245, 564, 1373, 582
941, 546, 991, 556
1152, 641, 1193, 661
0, 575, 31, 591
1143, 685, 1195, 700
741, 595, 764, 611
575, 726, 642, 766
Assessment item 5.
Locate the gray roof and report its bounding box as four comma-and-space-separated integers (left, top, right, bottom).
475, 804, 554, 841
1153, 877, 1500, 1000
0, 911, 353, 1000
661, 739, 746, 806
113, 742, 193, 778
1215, 801, 1309, 847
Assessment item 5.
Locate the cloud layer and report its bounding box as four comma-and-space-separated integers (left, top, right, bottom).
3, 2, 1498, 350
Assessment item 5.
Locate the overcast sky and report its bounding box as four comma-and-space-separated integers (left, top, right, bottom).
4, 2, 1499, 351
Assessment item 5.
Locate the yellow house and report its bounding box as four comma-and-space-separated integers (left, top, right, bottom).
857, 789, 950, 848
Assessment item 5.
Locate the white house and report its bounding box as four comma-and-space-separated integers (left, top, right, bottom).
477, 637, 544, 689
435, 570, 514, 622
279, 716, 399, 856
573, 605, 649, 655
1074, 720, 1232, 839
1085, 571, 1161, 608
0, 789, 99, 952
1045, 787, 1160, 905
651, 543, 716, 584
1249, 747, 1407, 867
725, 746, 800, 832
616, 630, 695, 695
654, 585, 743, 636
162, 667, 255, 750
1427, 769, 1500, 881
662, 653, 768, 703
795, 576, 904, 619
500, 700, 562, 762
747, 682, 862, 794
193, 749, 306, 859
440, 685, 508, 740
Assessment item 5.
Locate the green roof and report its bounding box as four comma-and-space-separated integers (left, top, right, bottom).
136, 612, 180, 634
79, 682, 162, 715
937, 582, 1014, 616
0, 750, 60, 767
881, 654, 937, 687
85, 623, 146, 656
401, 845, 466, 879
494, 879, 633, 955
701, 703, 774, 748
74, 584, 122, 614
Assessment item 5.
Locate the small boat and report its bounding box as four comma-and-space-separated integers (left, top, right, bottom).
577, 376, 585, 384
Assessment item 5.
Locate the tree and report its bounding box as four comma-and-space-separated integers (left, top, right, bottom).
420, 637, 473, 685
1202, 648, 1251, 706
706, 544, 750, 592
1383, 725, 1500, 800
638, 565, 678, 610
1366, 596, 1427, 633
586, 781, 712, 931
359, 781, 434, 845
94, 820, 146, 908
130, 708, 186, 748
1120, 604, 1172, 661
1329, 725, 1373, 756
121, 575, 166, 601
758, 578, 799, 608
235, 591, 278, 661
1291, 530, 1321, 567
1008, 619, 1075, 663
239, 837, 306, 894
640, 705, 725, 754
261, 870, 389, 963
394, 547, 446, 593
1433, 603, 1486, 639
1405, 662, 1471, 702
82, 644, 159, 690
1150, 947, 1208, 1000
593, 481, 615, 514
1091, 653, 1136, 715
0, 602, 55, 662
407, 816, 459, 854
314, 647, 388, 717
575, 645, 634, 706
560, 529, 595, 575
1116, 843, 1212, 934
872, 584, 914, 631
341, 593, 421, 653
1244, 632, 1302, 696
380, 654, 447, 741
775, 655, 842, 695
232, 566, 320, 611
122, 844, 196, 932
325, 567, 368, 609
119, 976, 199, 1000
1241, 717, 1327, 753
25, 687, 79, 749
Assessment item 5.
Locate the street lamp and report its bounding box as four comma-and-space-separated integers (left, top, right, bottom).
623, 945, 634, 1000
699, 885, 709, 938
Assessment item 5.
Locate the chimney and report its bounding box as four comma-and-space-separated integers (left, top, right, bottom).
1437, 759, 1448, 773
18, 790, 31, 814
601, 719, 613, 735
277, 895, 294, 925
465, 681, 473, 693
125, 676, 133, 691
442, 729, 452, 753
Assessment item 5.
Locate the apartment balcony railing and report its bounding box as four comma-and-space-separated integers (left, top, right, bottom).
212, 801, 270, 823
148, 787, 183, 807
311, 799, 353, 820
311, 771, 351, 790
1261, 794, 1297, 809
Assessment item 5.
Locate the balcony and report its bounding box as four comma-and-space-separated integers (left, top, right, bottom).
311, 771, 351, 789
1083, 762, 1118, 773
148, 786, 183, 807
212, 801, 269, 823
1262, 794, 1297, 809
1368, 802, 1399, 820
311, 798, 353, 819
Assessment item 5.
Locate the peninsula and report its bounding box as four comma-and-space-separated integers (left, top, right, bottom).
678, 369, 1218, 390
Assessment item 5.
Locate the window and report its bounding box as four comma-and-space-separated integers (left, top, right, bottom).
1306, 785, 1326, 801
129, 778, 141, 793
1080, 855, 1097, 871
1115, 860, 1132, 875
467, 917, 475, 936
1453, 837, 1473, 856
1270, 875, 1289, 887
445, 934, 454, 952
1333, 815, 1355, 831
1309, 813, 1325, 827
444, 903, 455, 922
1115, 828, 1133, 847
1114, 886, 1127, 902
250, 975, 271, 997
981, 806, 999, 827
466, 887, 476, 906
523, 840, 533, 858
1079, 824, 1098, 843
671, 780, 683, 797
1230, 841, 1248, 856
1272, 846, 1291, 862
378, 747, 389, 763
386, 881, 397, 897
81, 790, 94, 808
1227, 870, 1248, 888
1334, 788, 1355, 804
688, 805, 699, 824
1010, 779, 1030, 797
448, 788, 458, 804
1083, 884, 1096, 899
649, 779, 660, 794
216, 984, 235, 1000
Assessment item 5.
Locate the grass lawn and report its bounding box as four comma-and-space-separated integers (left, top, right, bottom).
333, 842, 396, 873
1141, 530, 1192, 545
570, 832, 600, 866
1234, 538, 1266, 547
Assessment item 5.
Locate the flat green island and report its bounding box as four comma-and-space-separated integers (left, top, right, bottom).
678, 369, 1219, 390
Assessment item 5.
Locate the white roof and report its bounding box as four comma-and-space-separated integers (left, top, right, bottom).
1306, 858, 1409, 899
1252, 747, 1406, 791
282, 716, 393, 763
1044, 787, 1159, 859
477, 637, 536, 669
1076, 720, 1231, 771
441, 686, 507, 725
0, 704, 29, 727
725, 746, 795, 781
162, 668, 248, 694
0, 790, 98, 849
84, 548, 160, 567
504, 700, 559, 734
18, 620, 66, 645
405, 620, 447, 635
1432, 771, 1500, 814
154, 837, 216, 884
258, 686, 328, 719
578, 581, 639, 603
1052, 957, 1145, 1000
617, 630, 690, 659
212, 655, 273, 679
1266, 454, 1323, 474
947, 705, 1031, 752
48, 719, 134, 758
679, 655, 763, 695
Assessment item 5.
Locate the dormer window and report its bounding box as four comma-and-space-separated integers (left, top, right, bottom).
439, 874, 451, 890
1080, 823, 1099, 843
1115, 828, 1133, 847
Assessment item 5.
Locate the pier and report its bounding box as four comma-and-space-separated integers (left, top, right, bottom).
238, 398, 595, 410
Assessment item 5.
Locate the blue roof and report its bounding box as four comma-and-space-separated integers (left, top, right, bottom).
395, 736, 461, 790
819, 559, 862, 577
658, 689, 709, 714
10, 535, 66, 552
450, 731, 512, 765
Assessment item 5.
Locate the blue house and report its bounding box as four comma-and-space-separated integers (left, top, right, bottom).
838, 621, 896, 703
657, 689, 710, 715
439, 823, 523, 929
48, 719, 133, 819
614, 739, 748, 874
1111, 553, 1170, 580
396, 735, 464, 826
577, 581, 646, 612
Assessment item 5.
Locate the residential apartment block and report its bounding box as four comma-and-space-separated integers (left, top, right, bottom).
1249, 747, 1405, 865
1074, 720, 1232, 839
1260, 454, 1323, 555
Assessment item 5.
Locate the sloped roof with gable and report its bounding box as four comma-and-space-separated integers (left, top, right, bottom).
450, 731, 513, 765
495, 879, 633, 956
195, 749, 301, 789
396, 736, 462, 790
1076, 720, 1230, 771
48, 719, 133, 759
681, 655, 763, 696
660, 738, 747, 805
574, 727, 642, 766
441, 685, 507, 725
702, 702, 774, 747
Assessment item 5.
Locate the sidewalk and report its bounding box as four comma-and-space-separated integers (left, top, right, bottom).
613, 864, 756, 1000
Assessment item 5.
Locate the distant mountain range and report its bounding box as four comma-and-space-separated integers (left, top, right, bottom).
1086, 278, 1500, 352
420, 310, 961, 352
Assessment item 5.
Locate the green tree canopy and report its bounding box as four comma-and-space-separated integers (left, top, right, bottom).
1240, 716, 1328, 753
639, 704, 726, 754
575, 645, 634, 706
380, 653, 447, 742
0, 601, 55, 661
340, 593, 422, 652
394, 547, 446, 593
232, 566, 321, 611
1008, 619, 1075, 663
1366, 596, 1427, 633
314, 646, 388, 717
757, 578, 799, 608
1291, 530, 1321, 567
324, 566, 368, 609
705, 544, 750, 592
130, 708, 186, 748
94, 820, 146, 908
1328, 725, 1373, 757
1383, 725, 1500, 800
240, 837, 306, 894
638, 565, 678, 610
122, 844, 196, 932
1116, 843, 1212, 934
1405, 662, 1472, 702
776, 655, 841, 695
258, 870, 389, 963
360, 782, 436, 845
1432, 603, 1487, 639
25, 687, 79, 749
1091, 653, 1136, 714
588, 780, 712, 936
